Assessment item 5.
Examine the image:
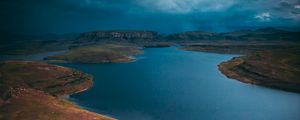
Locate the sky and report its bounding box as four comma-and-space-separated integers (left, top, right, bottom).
0, 0, 300, 35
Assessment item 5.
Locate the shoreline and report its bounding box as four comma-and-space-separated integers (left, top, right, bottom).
1, 45, 299, 120
180, 45, 300, 93
52, 64, 117, 120
217, 56, 300, 93
0, 61, 116, 120
66, 95, 117, 120
64, 88, 117, 120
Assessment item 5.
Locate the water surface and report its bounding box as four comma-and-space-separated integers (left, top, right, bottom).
57, 47, 300, 120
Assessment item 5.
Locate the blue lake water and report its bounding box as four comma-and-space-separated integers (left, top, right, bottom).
56, 47, 299, 120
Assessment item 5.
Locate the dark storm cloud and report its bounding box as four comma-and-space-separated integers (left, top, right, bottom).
0, 0, 299, 35
0, 0, 132, 34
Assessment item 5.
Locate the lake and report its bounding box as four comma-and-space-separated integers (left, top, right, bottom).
57, 47, 299, 120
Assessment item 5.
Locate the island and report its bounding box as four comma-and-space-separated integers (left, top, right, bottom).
0, 61, 114, 120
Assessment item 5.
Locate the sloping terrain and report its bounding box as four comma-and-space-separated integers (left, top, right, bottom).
0, 61, 114, 120
183, 45, 300, 93
218, 49, 300, 93
45, 43, 142, 63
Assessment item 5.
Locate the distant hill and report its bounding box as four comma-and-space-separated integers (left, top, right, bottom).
1, 27, 299, 44
165, 31, 218, 41
1, 27, 299, 55
73, 27, 300, 44
0, 33, 79, 44
220, 27, 300, 41
165, 27, 300, 42
0, 33, 78, 55
74, 30, 159, 45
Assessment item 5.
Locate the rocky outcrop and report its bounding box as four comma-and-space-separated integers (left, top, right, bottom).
2, 27, 299, 55
75, 30, 159, 45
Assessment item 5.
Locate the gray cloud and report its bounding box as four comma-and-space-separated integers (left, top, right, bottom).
0, 0, 299, 35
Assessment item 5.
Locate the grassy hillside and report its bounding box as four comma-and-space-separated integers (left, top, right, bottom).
182, 45, 300, 93
45, 43, 142, 63
0, 61, 114, 120
218, 48, 300, 93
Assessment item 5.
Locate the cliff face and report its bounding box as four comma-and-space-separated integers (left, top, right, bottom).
1, 27, 299, 55
75, 30, 158, 44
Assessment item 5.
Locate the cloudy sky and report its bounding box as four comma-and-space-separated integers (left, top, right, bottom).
0, 0, 299, 35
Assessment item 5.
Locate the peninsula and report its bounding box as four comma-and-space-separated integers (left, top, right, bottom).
0, 61, 114, 120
